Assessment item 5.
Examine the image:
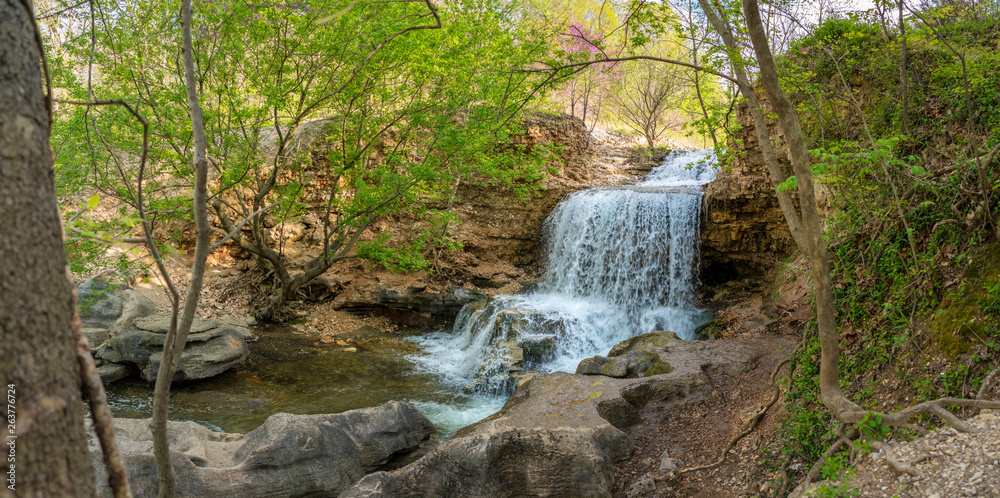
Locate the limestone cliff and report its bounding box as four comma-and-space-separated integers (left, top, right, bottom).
700, 102, 796, 281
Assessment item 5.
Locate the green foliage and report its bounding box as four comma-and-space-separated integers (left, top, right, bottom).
858, 412, 889, 441
47, 0, 561, 299
774, 9, 1000, 483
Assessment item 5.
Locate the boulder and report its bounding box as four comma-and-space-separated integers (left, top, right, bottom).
95, 315, 254, 382
87, 401, 435, 498
76, 276, 157, 349
341, 372, 633, 498
576, 350, 672, 378
340, 338, 765, 498
576, 331, 679, 378
95, 362, 130, 383
608, 330, 682, 356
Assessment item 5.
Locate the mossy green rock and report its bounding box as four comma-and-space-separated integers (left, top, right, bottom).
607, 330, 681, 357
931, 243, 1000, 356
576, 350, 673, 378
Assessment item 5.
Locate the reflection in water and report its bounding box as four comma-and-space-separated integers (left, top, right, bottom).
102, 324, 503, 438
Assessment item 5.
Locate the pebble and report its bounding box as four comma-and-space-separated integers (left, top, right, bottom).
844, 413, 1000, 496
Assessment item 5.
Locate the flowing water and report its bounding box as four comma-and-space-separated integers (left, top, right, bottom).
103, 150, 715, 437
410, 149, 716, 395
102, 326, 502, 438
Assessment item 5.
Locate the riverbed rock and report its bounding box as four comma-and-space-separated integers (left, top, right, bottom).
341, 338, 765, 497
576, 331, 679, 378
332, 283, 486, 319
95, 362, 130, 383
95, 315, 253, 382
87, 401, 435, 498
77, 276, 157, 349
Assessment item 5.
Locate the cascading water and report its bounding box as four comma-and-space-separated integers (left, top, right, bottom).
411, 150, 716, 403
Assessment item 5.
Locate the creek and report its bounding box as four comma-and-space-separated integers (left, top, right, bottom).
104, 149, 714, 438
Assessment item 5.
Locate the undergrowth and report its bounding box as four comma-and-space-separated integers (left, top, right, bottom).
770, 9, 1000, 494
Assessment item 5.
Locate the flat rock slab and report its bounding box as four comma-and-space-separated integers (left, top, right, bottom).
88, 401, 435, 498
342, 337, 764, 498
133, 315, 219, 334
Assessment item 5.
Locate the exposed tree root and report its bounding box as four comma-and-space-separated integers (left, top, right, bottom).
868, 440, 922, 477
655, 340, 800, 482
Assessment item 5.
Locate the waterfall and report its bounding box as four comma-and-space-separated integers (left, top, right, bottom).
411, 150, 716, 396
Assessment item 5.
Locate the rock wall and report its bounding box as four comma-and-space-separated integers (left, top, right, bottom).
700, 101, 797, 282
447, 113, 595, 267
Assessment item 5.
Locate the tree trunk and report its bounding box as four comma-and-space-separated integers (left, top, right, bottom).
150, 0, 213, 495
0, 1, 97, 495
742, 0, 864, 422
899, 0, 909, 134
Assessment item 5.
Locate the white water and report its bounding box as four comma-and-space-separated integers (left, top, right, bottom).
410, 150, 716, 400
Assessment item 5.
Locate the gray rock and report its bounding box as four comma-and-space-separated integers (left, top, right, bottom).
608, 330, 682, 357
83, 328, 112, 349
133, 315, 219, 334
626, 475, 656, 498
77, 277, 124, 327
96, 363, 130, 383
334, 283, 486, 318
340, 338, 766, 498
341, 372, 634, 498
576, 350, 672, 378
659, 456, 679, 473
77, 277, 157, 340
88, 401, 435, 498
96, 315, 253, 382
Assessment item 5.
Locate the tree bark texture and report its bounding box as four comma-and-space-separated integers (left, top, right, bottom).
0, 0, 97, 495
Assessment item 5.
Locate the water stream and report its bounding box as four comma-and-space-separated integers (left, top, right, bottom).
103, 150, 715, 438
411, 149, 716, 395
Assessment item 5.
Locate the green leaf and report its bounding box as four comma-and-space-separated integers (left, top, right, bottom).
86, 194, 100, 209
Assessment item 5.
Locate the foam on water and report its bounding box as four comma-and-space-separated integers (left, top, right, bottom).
411, 150, 716, 397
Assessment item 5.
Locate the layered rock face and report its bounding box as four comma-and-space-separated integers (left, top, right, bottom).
88, 402, 435, 498
95, 315, 253, 382
701, 102, 797, 281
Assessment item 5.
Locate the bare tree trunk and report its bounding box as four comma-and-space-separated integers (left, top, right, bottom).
741, 0, 864, 422
150, 0, 213, 496
698, 0, 808, 253
0, 1, 97, 495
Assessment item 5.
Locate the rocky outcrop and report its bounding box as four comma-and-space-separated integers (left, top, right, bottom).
332, 283, 486, 320
77, 276, 157, 349
88, 401, 435, 498
341, 336, 765, 498
701, 101, 797, 282
95, 315, 253, 382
